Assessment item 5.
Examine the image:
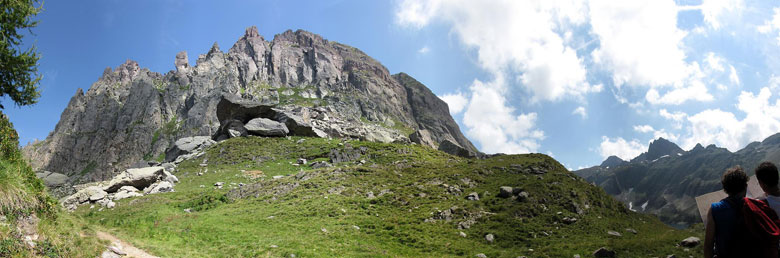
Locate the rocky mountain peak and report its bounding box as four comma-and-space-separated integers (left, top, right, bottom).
175, 51, 189, 72
22, 25, 480, 185
208, 42, 222, 56
272, 29, 326, 48
600, 155, 625, 168
631, 137, 684, 162
244, 25, 261, 39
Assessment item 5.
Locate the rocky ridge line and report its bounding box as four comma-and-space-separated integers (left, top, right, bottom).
22, 25, 480, 184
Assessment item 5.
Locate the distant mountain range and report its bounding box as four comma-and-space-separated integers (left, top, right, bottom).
574, 134, 780, 227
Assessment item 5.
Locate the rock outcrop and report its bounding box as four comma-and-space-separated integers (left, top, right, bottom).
61, 165, 178, 211
21, 26, 479, 183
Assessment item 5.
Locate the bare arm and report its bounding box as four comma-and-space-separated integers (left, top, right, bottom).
704, 209, 715, 258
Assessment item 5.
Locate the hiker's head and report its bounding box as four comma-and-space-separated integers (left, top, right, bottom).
756, 161, 779, 192
722, 166, 748, 196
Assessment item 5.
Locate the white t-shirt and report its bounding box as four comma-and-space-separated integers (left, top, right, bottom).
760, 194, 780, 217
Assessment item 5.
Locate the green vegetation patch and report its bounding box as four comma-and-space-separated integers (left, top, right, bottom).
75, 136, 704, 257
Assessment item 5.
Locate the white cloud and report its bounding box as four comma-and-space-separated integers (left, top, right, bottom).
758, 8, 780, 45
395, 0, 597, 102
599, 136, 646, 160
418, 46, 430, 54
589, 0, 690, 87
645, 80, 714, 105
705, 52, 725, 72
682, 87, 780, 150
462, 78, 544, 154
633, 125, 654, 133
633, 124, 679, 142
572, 106, 587, 119
660, 109, 687, 129
438, 92, 468, 115
660, 109, 687, 122
395, 0, 441, 28
699, 0, 744, 30
729, 65, 740, 85
652, 129, 679, 142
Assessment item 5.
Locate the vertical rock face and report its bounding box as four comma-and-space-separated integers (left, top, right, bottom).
21, 26, 480, 183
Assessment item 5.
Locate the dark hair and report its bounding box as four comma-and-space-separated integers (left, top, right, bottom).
755, 161, 779, 189
722, 166, 748, 196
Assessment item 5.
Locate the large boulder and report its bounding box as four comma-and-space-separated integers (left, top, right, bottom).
215, 94, 277, 124
245, 118, 289, 137
62, 186, 106, 209
214, 119, 248, 141
680, 236, 701, 248
165, 136, 215, 162
35, 171, 68, 187
112, 186, 143, 201
104, 167, 166, 193
273, 109, 322, 137
439, 138, 479, 158
144, 181, 174, 195
409, 129, 436, 148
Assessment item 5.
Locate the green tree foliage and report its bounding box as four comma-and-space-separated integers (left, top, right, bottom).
0, 0, 42, 109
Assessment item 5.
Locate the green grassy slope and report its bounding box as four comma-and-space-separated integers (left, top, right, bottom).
76, 136, 703, 257
0, 112, 104, 257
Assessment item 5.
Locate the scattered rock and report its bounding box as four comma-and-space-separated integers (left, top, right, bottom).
626, 228, 638, 234
215, 182, 224, 187
607, 230, 622, 237
310, 161, 332, 169
366, 191, 376, 199
485, 233, 494, 243
679, 236, 700, 248
108, 245, 127, 256
466, 192, 480, 201
297, 158, 307, 165
476, 254, 487, 258
592, 247, 615, 258
353, 225, 360, 230
517, 191, 529, 202
562, 217, 578, 224
498, 186, 513, 198
459, 231, 467, 237
165, 136, 215, 163
101, 250, 121, 258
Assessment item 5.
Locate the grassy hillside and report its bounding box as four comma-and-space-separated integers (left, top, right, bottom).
75, 136, 702, 257
0, 112, 104, 257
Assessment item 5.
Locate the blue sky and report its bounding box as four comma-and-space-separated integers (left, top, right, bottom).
6, 0, 780, 170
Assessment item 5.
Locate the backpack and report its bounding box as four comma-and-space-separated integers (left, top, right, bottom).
717, 197, 780, 258
740, 197, 780, 258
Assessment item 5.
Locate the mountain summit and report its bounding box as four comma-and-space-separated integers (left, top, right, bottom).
575, 134, 780, 226
21, 26, 478, 184
631, 137, 684, 163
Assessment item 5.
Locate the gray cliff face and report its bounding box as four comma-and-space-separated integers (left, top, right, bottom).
22, 26, 479, 183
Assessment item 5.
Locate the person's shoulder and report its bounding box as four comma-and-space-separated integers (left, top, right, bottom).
711, 199, 729, 209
